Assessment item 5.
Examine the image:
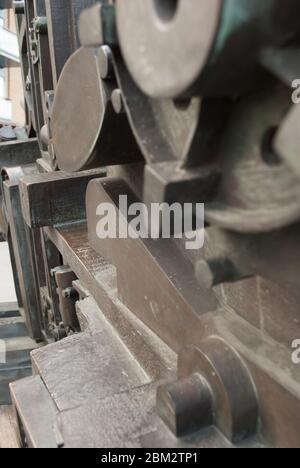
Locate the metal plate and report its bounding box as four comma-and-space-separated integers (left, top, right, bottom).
116, 0, 222, 98
51, 47, 106, 172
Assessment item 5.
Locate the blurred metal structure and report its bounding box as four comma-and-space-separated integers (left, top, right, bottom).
0, 0, 300, 448
0, 5, 19, 123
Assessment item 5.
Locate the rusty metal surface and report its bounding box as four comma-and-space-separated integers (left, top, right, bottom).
10, 297, 266, 448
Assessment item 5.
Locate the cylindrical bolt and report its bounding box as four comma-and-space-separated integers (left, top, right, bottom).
79, 4, 117, 48
40, 125, 49, 146
111, 89, 125, 114
157, 374, 213, 438
98, 46, 114, 79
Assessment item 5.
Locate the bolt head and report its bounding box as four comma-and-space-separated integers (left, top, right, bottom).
111, 89, 125, 114
157, 374, 213, 438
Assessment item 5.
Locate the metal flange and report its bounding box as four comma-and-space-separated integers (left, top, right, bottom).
157, 337, 259, 443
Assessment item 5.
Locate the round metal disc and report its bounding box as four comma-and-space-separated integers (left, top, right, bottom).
116, 0, 222, 99
51, 47, 107, 172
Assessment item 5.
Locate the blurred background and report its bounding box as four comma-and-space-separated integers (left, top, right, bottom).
0, 7, 24, 127
0, 5, 22, 305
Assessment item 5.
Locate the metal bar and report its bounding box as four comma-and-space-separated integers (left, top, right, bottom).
19, 168, 106, 229
3, 179, 43, 340
0, 139, 40, 168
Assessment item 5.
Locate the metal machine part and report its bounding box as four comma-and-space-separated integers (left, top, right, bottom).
1, 163, 43, 340
52, 265, 79, 332
13, 0, 99, 169
205, 84, 300, 233
51, 46, 141, 172
45, 0, 96, 87
116, 0, 300, 99
116, 0, 222, 99
78, 2, 300, 234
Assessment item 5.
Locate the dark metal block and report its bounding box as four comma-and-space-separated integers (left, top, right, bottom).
144, 162, 220, 206
19, 169, 106, 229
0, 139, 40, 169
10, 376, 59, 448
0, 317, 41, 406
3, 179, 43, 340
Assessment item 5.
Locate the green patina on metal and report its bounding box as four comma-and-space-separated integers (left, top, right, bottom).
210, 0, 275, 63
102, 4, 118, 46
